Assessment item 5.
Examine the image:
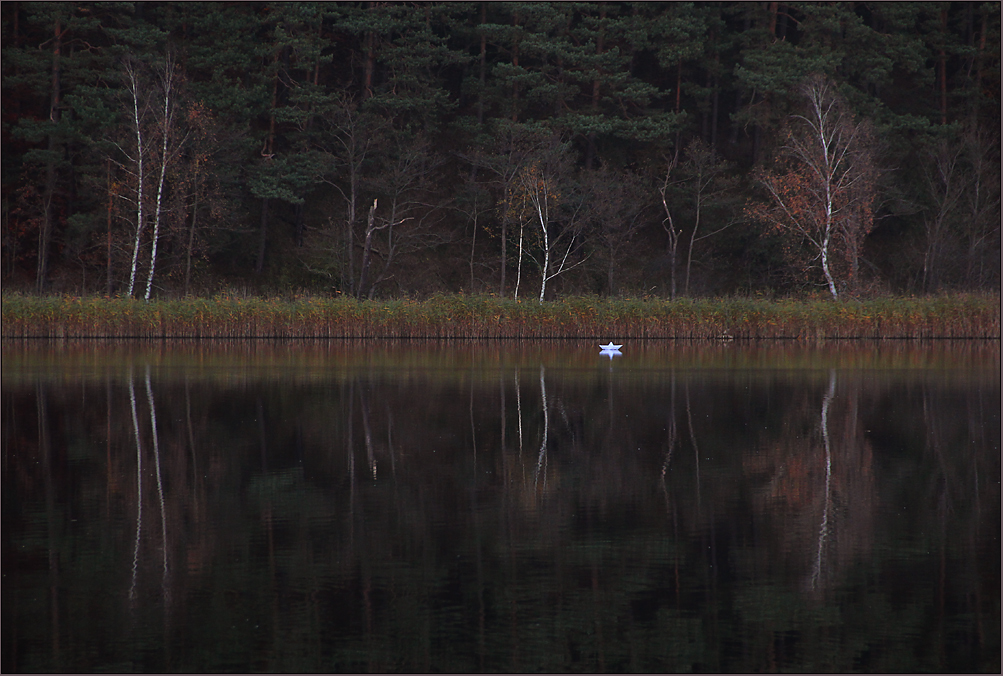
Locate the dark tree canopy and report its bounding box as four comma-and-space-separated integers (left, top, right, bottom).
2, 1, 999, 298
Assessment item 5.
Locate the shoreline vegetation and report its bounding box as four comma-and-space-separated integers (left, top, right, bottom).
1, 293, 999, 340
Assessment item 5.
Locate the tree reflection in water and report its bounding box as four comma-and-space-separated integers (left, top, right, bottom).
2, 340, 999, 673
809, 370, 835, 594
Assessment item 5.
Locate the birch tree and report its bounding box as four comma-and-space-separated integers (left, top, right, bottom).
117, 55, 186, 299
752, 76, 875, 299
500, 162, 533, 300
514, 159, 588, 303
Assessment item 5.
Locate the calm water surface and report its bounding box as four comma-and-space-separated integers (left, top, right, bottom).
3, 339, 999, 672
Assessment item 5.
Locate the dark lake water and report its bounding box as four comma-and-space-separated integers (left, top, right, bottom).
3, 339, 999, 673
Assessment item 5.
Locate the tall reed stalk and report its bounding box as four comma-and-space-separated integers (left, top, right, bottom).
1, 293, 999, 339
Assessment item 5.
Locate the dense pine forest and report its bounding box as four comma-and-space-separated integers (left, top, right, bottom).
2, 2, 999, 301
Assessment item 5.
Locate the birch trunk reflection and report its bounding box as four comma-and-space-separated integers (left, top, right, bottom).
534, 365, 548, 491
145, 368, 168, 594
809, 370, 836, 592
128, 372, 143, 605
515, 368, 523, 459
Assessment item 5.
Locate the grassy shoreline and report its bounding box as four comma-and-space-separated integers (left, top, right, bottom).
1, 292, 999, 339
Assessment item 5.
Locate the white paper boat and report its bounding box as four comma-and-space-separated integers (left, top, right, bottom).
599, 342, 623, 351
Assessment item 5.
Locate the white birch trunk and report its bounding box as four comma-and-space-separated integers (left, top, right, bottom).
125, 64, 145, 298
660, 156, 680, 299
535, 195, 549, 303
822, 182, 838, 299
821, 218, 837, 298
144, 62, 174, 301
514, 219, 524, 300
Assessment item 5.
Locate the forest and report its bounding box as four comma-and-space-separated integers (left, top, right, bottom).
2, 1, 1000, 300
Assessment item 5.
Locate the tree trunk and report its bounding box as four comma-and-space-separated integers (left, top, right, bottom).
777, 2, 789, 39
357, 199, 377, 299
256, 197, 268, 276
939, 8, 949, 125
185, 188, 198, 297
684, 189, 702, 296
702, 70, 711, 142
477, 3, 487, 127
607, 242, 615, 296
821, 217, 838, 299
106, 160, 114, 296
675, 59, 682, 113
514, 217, 524, 300
499, 211, 507, 296
711, 74, 719, 148
674, 59, 683, 151
144, 61, 174, 301
294, 202, 305, 247
585, 4, 606, 171
345, 160, 358, 295
469, 205, 478, 292
537, 213, 549, 303
363, 4, 376, 101
669, 244, 677, 299
125, 63, 146, 298
511, 12, 520, 122
367, 196, 402, 300
660, 158, 679, 299
975, 7, 987, 120
38, 16, 61, 294
257, 62, 279, 278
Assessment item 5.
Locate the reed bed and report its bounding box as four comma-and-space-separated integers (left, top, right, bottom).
1, 292, 999, 339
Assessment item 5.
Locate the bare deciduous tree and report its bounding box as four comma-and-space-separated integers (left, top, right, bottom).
581, 167, 649, 296
918, 123, 1001, 292
920, 138, 966, 292
658, 151, 682, 299
959, 125, 1000, 287
312, 96, 387, 295
678, 139, 737, 296
359, 132, 444, 299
